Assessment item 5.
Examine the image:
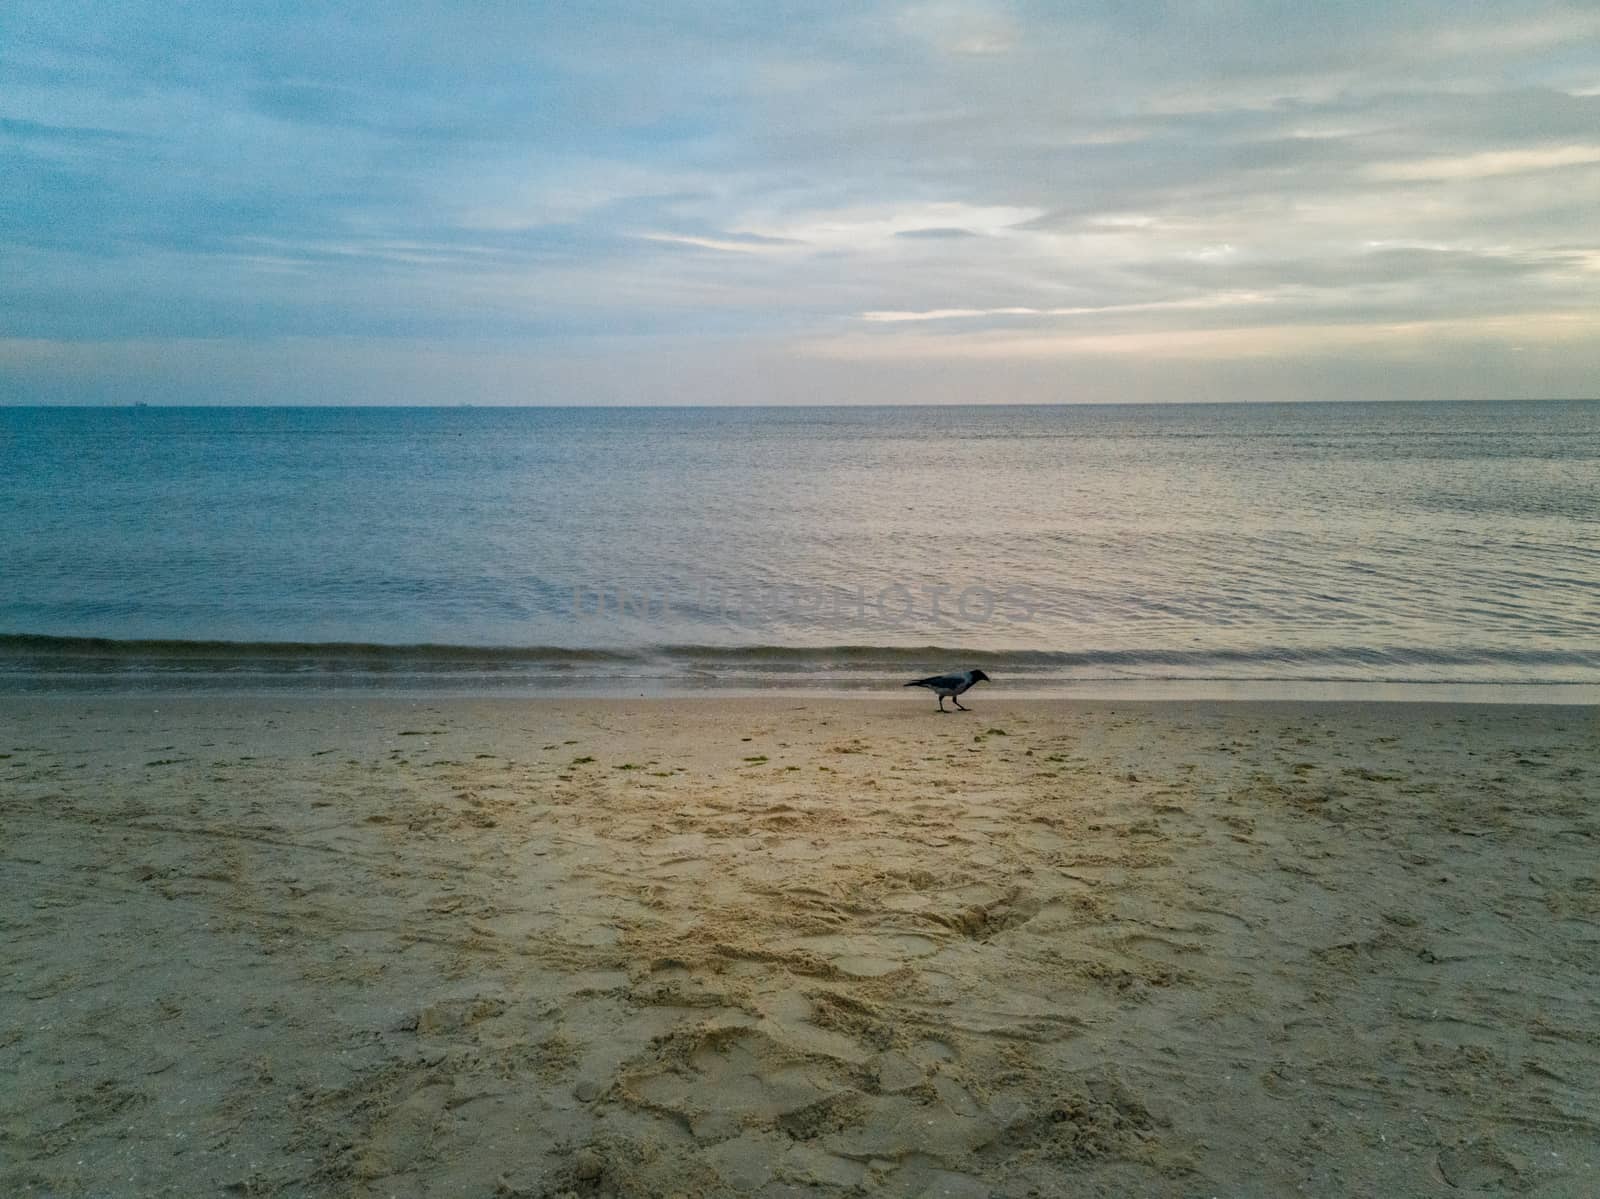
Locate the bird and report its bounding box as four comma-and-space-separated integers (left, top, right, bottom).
904, 669, 990, 712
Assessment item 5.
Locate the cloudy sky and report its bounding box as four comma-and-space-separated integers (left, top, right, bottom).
3, 1, 1598, 404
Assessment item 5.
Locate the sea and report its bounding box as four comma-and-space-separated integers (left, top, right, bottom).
2, 401, 1596, 700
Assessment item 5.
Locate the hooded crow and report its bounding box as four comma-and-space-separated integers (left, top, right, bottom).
904, 669, 990, 712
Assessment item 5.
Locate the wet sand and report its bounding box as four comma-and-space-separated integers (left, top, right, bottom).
2, 696, 1597, 1197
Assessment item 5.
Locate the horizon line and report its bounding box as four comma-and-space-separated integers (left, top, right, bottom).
4, 397, 1598, 411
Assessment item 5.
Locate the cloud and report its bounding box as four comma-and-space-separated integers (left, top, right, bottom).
812, 309, 1600, 363
738, 203, 1042, 249
1366, 144, 1600, 181
895, 0, 1020, 56
3, 1, 1599, 402
860, 292, 1272, 322
638, 231, 801, 254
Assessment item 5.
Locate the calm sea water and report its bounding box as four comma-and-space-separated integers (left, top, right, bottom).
2, 402, 1597, 696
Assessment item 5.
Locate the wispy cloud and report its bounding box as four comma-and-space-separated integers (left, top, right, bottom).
1366, 144, 1600, 181
638, 231, 800, 254
815, 309, 1600, 362
860, 293, 1273, 322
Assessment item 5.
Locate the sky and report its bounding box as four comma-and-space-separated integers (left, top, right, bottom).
3, 1, 1599, 405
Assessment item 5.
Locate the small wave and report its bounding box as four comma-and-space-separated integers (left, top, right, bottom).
0, 634, 640, 666
660, 643, 1600, 671
2, 633, 1597, 692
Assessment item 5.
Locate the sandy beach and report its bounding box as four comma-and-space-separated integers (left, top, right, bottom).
2, 696, 1596, 1197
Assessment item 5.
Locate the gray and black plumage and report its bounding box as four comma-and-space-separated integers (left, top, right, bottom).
904, 668, 991, 712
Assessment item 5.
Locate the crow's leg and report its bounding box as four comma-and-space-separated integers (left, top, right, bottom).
953, 696, 969, 711
937, 695, 948, 712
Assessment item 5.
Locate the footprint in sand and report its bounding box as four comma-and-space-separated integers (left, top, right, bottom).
792, 931, 940, 977
564, 923, 621, 948
1436, 1140, 1524, 1190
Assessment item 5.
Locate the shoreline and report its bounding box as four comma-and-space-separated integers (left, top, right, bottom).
5, 633, 1597, 706
3, 682, 1597, 705
4, 695, 1597, 1196
8, 691, 1600, 715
